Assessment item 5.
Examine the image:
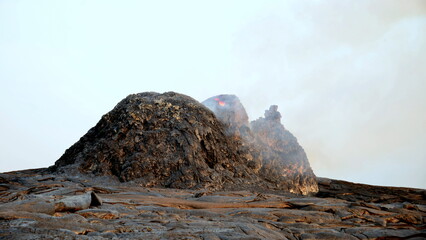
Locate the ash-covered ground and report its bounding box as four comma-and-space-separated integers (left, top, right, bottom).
0, 92, 425, 239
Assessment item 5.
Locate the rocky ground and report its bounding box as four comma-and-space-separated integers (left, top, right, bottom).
1, 169, 425, 240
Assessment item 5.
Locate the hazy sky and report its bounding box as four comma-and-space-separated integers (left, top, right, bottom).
1, 1, 425, 188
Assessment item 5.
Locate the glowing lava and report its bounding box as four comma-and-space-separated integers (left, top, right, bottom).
214, 98, 226, 107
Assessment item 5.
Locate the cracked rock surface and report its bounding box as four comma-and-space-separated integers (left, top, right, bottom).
0, 169, 425, 239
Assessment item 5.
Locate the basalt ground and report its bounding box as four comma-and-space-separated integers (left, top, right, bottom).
0, 168, 425, 240
50, 92, 319, 195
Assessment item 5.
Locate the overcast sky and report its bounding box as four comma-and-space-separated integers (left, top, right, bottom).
1, 0, 425, 189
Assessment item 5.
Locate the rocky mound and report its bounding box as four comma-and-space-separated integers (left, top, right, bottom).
251, 105, 318, 195
202, 95, 318, 195
202, 94, 251, 138
52, 92, 318, 194
202, 94, 263, 173
51, 92, 261, 190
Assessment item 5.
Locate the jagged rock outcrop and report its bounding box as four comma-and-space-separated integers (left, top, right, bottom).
202, 94, 251, 138
51, 92, 263, 190
203, 95, 318, 195
251, 105, 319, 195
202, 95, 262, 172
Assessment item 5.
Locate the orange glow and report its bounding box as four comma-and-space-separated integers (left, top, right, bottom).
214, 98, 226, 106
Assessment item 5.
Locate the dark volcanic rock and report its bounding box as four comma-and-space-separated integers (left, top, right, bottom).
202, 94, 263, 173
202, 94, 251, 138
51, 92, 262, 190
0, 169, 425, 239
51, 91, 317, 194
251, 105, 318, 195
203, 95, 318, 195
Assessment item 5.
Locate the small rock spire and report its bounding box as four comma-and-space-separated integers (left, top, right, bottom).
264, 105, 281, 122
